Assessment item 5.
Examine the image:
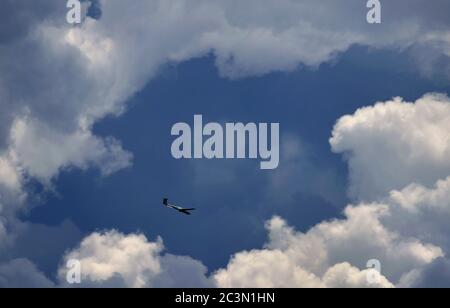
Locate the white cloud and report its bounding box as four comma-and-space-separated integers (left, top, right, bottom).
55, 210, 410, 288
60, 231, 163, 288
213, 250, 391, 288
59, 231, 212, 288
213, 212, 440, 288
0, 156, 21, 192
214, 249, 325, 288
331, 94, 450, 201
322, 262, 393, 288
10, 117, 132, 183
0, 154, 26, 250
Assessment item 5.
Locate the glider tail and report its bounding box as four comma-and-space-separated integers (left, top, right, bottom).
163, 198, 169, 206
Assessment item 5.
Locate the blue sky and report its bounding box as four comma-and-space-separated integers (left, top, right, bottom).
1, 0, 450, 288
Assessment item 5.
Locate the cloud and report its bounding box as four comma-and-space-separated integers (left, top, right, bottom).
214, 248, 325, 288
10, 117, 132, 183
0, 156, 21, 192
58, 231, 212, 288
400, 257, 450, 288
59, 231, 163, 288
91, 0, 450, 78
322, 262, 393, 288
0, 259, 54, 288
4, 220, 83, 274
0, 220, 6, 245
0, 155, 26, 251
53, 209, 410, 288
331, 94, 450, 201
213, 212, 439, 288
383, 177, 450, 252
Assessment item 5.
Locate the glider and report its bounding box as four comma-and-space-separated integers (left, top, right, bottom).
163, 198, 196, 215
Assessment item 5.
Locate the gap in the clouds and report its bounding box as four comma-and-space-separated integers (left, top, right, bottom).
26, 46, 450, 277
85, 0, 102, 20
